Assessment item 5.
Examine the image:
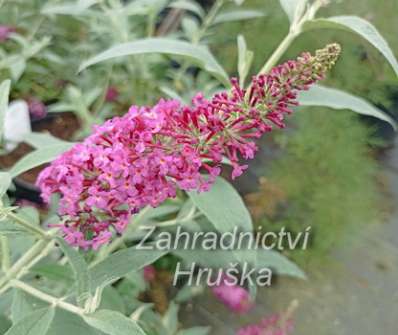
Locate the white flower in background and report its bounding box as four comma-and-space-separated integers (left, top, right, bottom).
4, 100, 31, 151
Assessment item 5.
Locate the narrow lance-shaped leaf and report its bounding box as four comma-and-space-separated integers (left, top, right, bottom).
303, 16, 398, 76
213, 10, 265, 25
279, 0, 307, 23
0, 172, 11, 198
0, 79, 11, 142
9, 143, 75, 178
90, 245, 167, 291
237, 35, 254, 87
56, 237, 91, 307
256, 250, 306, 279
23, 132, 73, 149
162, 302, 179, 334
175, 249, 305, 279
298, 85, 397, 129
41, 0, 99, 15
168, 0, 205, 18
78, 38, 229, 86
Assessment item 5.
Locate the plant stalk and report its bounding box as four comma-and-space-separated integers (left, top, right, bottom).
258, 31, 298, 75
0, 231, 57, 295
6, 211, 49, 239
11, 279, 85, 315
0, 236, 10, 272
258, 0, 327, 75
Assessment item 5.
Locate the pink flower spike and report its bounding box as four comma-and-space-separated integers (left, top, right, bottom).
37, 44, 341, 248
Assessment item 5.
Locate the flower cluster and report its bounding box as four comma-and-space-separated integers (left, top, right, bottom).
37, 44, 340, 248
237, 314, 294, 335
211, 276, 253, 313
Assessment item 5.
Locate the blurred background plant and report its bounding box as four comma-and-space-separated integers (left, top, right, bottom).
245, 110, 381, 260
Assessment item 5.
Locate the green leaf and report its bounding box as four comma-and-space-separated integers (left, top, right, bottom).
303, 16, 398, 76
0, 221, 28, 236
41, 0, 99, 15
56, 237, 91, 307
279, 0, 307, 23
237, 35, 253, 87
173, 249, 231, 268
298, 85, 396, 130
98, 287, 126, 314
162, 302, 178, 334
83, 310, 146, 335
11, 290, 47, 323
188, 177, 253, 232
0, 315, 11, 334
182, 17, 200, 41
79, 38, 229, 86
213, 10, 265, 24
0, 291, 13, 315
9, 57, 26, 82
5, 307, 55, 335
0, 79, 11, 142
47, 309, 104, 335
159, 86, 185, 102
23, 133, 72, 149
17, 207, 40, 227
90, 246, 167, 291
256, 250, 305, 279
169, 0, 204, 18
233, 0, 245, 6
188, 177, 257, 268
175, 247, 304, 278
0, 172, 11, 198
177, 327, 211, 335
175, 284, 204, 303
30, 264, 74, 282
0, 206, 40, 235
48, 103, 74, 113
9, 143, 74, 178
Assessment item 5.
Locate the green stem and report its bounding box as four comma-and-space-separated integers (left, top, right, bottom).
193, 0, 224, 44
258, 31, 298, 75
257, 0, 327, 75
11, 279, 84, 315
174, 0, 224, 87
6, 212, 49, 239
0, 236, 10, 272
0, 231, 57, 295
147, 12, 156, 37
